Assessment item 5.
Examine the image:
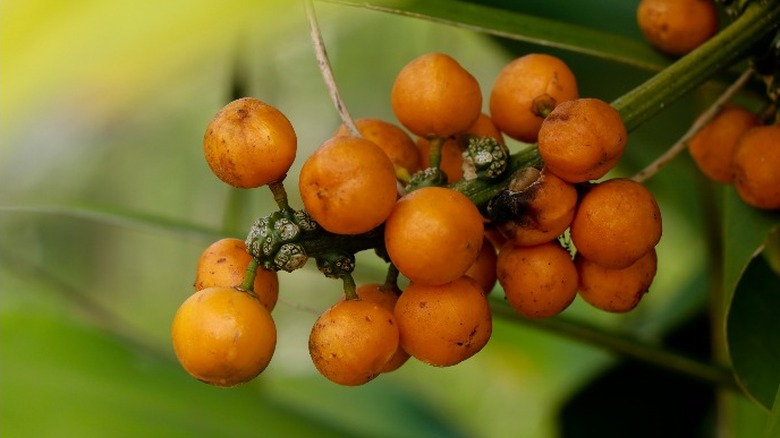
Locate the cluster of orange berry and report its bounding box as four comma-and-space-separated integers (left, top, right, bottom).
170, 49, 664, 388
635, 0, 780, 208
689, 105, 780, 210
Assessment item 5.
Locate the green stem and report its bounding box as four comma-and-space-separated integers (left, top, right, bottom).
428, 136, 445, 169
491, 300, 739, 390
381, 263, 402, 295
298, 226, 384, 260
240, 257, 260, 293
268, 181, 290, 211
451, 144, 542, 207
342, 273, 358, 300
612, 0, 780, 131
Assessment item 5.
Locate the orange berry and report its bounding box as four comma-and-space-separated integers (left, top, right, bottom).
637, 0, 718, 56
336, 118, 422, 175
349, 284, 410, 373
465, 237, 499, 294
489, 167, 578, 246
464, 113, 506, 145
490, 53, 579, 143
394, 276, 492, 367
732, 125, 780, 210
576, 249, 658, 313
484, 225, 508, 249
384, 186, 484, 286
497, 241, 578, 318
538, 98, 627, 183
571, 178, 662, 269
688, 105, 759, 183
299, 136, 397, 235
308, 299, 399, 386
171, 287, 276, 387
391, 53, 482, 138
203, 97, 297, 188
194, 238, 279, 311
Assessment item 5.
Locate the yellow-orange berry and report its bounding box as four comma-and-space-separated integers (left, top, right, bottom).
497, 241, 578, 318
732, 125, 780, 210
489, 167, 578, 246
308, 299, 399, 386
194, 238, 279, 311
394, 276, 492, 367
465, 237, 499, 294
299, 136, 397, 235
171, 287, 276, 387
538, 98, 627, 183
391, 53, 482, 138
203, 97, 297, 188
571, 178, 662, 269
637, 0, 718, 56
349, 284, 410, 373
490, 53, 579, 143
576, 249, 658, 313
688, 105, 759, 183
336, 118, 422, 175
384, 186, 484, 286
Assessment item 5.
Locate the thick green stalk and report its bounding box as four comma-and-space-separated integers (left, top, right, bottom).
612, 0, 780, 130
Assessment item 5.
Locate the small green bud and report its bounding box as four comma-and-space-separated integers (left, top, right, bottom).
316, 252, 356, 279
462, 135, 509, 181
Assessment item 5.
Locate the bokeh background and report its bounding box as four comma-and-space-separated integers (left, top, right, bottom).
1, 1, 771, 437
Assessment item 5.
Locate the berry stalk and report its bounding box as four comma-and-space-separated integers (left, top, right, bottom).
612, 0, 780, 131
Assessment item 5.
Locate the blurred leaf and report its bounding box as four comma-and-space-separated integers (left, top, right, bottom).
0, 312, 354, 438
559, 313, 716, 438
767, 385, 780, 437
726, 254, 780, 410
325, 0, 670, 71
723, 188, 780, 303
0, 203, 222, 240
222, 188, 255, 237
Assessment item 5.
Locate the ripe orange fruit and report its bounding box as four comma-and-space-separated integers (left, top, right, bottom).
299, 135, 398, 235
194, 238, 278, 311
465, 237, 499, 294
308, 299, 399, 386
489, 167, 578, 246
637, 0, 718, 56
571, 178, 662, 269
688, 105, 759, 183
490, 53, 579, 143
732, 125, 780, 210
497, 241, 578, 318
394, 276, 492, 367
171, 286, 276, 387
384, 186, 484, 285
336, 118, 422, 176
391, 52, 482, 138
576, 249, 658, 313
537, 98, 627, 183
349, 284, 410, 373
203, 97, 297, 188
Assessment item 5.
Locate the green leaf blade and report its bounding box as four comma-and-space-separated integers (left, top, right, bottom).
324, 0, 670, 71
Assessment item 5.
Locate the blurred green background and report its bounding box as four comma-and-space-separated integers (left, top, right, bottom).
1, 1, 771, 437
